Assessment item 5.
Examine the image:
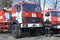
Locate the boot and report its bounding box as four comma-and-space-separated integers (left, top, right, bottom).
45, 34, 48, 37
48, 34, 51, 37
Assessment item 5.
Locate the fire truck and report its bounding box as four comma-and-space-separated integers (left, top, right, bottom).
43, 10, 60, 33
11, 2, 43, 38
0, 8, 15, 32
0, 2, 43, 38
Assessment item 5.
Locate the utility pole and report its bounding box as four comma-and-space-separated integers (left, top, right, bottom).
39, 0, 40, 6
43, 0, 46, 11
55, 0, 57, 9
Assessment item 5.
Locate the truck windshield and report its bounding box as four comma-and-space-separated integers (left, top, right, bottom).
51, 11, 60, 16
23, 4, 41, 12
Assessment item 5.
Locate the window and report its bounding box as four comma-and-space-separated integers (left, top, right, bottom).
51, 11, 60, 16
16, 5, 21, 12
23, 4, 41, 12
35, 7, 41, 12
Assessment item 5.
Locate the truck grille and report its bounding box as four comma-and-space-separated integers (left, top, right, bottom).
26, 17, 40, 23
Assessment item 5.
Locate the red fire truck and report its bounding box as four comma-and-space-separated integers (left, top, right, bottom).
0, 2, 43, 38
11, 2, 43, 38
43, 10, 60, 33
0, 9, 15, 32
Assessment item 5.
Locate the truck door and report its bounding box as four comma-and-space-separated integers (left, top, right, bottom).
15, 4, 22, 23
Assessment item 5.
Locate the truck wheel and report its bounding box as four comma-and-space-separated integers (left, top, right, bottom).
0, 27, 2, 33
0, 29, 2, 33
11, 24, 22, 38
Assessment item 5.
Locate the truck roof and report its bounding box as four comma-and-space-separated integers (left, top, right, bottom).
43, 10, 60, 12
42, 10, 60, 14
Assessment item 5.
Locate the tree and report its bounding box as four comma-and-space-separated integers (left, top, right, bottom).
43, 0, 46, 11
46, 0, 60, 10
0, 0, 12, 8
56, 1, 60, 10
55, 0, 60, 10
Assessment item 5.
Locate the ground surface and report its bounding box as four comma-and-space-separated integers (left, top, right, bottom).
0, 32, 60, 40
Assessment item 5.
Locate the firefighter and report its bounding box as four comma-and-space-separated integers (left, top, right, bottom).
44, 12, 51, 37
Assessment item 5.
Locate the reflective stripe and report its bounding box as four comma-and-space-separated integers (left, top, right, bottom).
0, 16, 3, 19
21, 24, 23, 28
58, 18, 60, 21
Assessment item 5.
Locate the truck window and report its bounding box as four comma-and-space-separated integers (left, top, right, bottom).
35, 7, 41, 12
23, 4, 41, 12
16, 5, 21, 12
51, 12, 59, 16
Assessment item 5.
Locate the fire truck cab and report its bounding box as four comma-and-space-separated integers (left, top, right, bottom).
11, 2, 43, 38
43, 10, 60, 33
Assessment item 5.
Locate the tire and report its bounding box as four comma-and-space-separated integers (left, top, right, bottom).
0, 27, 2, 33
0, 29, 2, 33
11, 24, 22, 38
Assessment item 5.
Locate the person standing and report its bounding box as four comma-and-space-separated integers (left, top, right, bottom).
44, 12, 51, 37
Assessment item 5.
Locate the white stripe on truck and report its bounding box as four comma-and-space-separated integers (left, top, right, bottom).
32, 13, 36, 17
0, 16, 3, 19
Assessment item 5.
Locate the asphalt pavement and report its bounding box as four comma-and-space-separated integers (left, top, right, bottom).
0, 32, 60, 40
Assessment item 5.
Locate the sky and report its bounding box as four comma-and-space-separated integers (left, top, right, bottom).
40, 0, 56, 10
41, 0, 60, 10
13, 0, 60, 10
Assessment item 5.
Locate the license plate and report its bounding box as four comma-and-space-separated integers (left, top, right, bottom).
28, 24, 40, 27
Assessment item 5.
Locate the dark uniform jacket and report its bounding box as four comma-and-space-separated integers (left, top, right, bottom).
44, 20, 51, 29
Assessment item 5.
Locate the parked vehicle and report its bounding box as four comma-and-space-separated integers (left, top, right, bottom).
0, 2, 43, 38
43, 10, 60, 34
0, 9, 15, 32
11, 2, 43, 38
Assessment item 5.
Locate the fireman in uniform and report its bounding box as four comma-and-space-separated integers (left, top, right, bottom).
44, 12, 51, 37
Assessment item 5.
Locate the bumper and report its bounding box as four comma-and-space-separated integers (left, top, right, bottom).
53, 25, 60, 29
21, 23, 43, 28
